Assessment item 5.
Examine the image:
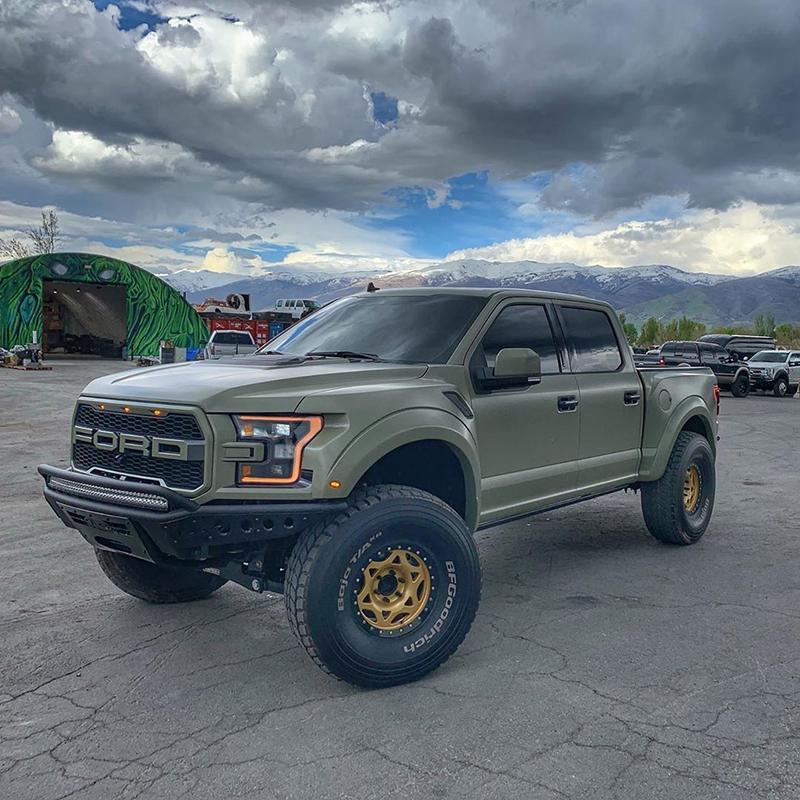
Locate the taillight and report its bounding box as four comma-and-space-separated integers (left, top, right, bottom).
713, 384, 720, 416
659, 357, 666, 366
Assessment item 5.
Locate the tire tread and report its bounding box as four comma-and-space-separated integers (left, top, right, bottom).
284, 484, 480, 683
641, 431, 711, 545
95, 549, 226, 604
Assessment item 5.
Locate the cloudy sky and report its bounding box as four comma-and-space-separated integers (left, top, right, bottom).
1, 0, 799, 276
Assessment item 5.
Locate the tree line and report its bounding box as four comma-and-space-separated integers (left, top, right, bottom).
619, 313, 800, 349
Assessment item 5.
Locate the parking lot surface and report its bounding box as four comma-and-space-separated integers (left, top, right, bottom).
1, 360, 799, 800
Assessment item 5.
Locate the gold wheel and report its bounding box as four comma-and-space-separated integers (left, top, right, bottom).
683, 464, 701, 513
356, 548, 432, 631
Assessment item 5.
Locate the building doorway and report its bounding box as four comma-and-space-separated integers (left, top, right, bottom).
42, 281, 127, 358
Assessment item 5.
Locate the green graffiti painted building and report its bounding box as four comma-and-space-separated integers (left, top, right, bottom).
0, 253, 208, 357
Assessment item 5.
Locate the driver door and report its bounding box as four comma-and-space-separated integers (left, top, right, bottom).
468, 301, 580, 525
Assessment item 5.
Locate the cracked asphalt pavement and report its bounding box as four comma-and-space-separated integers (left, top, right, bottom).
1, 360, 799, 800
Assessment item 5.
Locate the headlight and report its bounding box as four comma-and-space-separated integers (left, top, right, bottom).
765, 368, 774, 376
232, 415, 322, 485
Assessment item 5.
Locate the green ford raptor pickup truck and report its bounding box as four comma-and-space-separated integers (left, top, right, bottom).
40, 288, 720, 687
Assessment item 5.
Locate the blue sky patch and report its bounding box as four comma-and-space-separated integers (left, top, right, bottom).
93, 1, 166, 31
366, 171, 564, 258
370, 92, 399, 125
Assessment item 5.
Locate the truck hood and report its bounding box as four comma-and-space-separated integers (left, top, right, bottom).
81, 356, 430, 413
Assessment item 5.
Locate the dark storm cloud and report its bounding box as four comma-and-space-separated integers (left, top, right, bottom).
1, 0, 799, 215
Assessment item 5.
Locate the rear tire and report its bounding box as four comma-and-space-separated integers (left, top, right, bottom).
773, 376, 789, 397
641, 431, 715, 545
95, 549, 227, 603
730, 373, 749, 397
285, 484, 481, 688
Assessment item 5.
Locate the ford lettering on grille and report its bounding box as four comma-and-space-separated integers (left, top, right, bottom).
72, 427, 199, 461
71, 404, 206, 491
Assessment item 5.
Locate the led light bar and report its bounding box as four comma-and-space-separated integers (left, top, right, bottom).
49, 477, 169, 512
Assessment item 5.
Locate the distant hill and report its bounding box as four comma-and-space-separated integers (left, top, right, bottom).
166, 260, 800, 326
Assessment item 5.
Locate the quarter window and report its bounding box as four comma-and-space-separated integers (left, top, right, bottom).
559, 306, 623, 372
471, 304, 560, 374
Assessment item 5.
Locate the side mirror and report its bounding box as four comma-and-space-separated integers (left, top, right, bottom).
475, 347, 542, 389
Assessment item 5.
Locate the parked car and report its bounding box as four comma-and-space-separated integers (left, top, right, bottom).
659, 340, 750, 396
634, 348, 662, 366
697, 334, 776, 361
207, 329, 257, 357
747, 350, 800, 397
274, 298, 319, 319
40, 288, 720, 687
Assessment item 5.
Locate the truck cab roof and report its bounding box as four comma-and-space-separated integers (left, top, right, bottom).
355, 286, 612, 308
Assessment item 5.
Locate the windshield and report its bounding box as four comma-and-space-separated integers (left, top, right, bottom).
751, 351, 789, 362
262, 294, 487, 363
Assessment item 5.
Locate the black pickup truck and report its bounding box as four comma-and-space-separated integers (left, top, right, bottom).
659, 340, 750, 397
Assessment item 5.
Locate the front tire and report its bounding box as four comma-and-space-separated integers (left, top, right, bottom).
285, 485, 481, 688
95, 549, 227, 603
773, 376, 789, 397
730, 373, 749, 397
641, 431, 716, 545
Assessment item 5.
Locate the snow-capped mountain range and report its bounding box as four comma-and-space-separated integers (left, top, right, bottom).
155, 259, 800, 326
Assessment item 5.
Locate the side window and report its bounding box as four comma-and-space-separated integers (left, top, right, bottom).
662, 343, 676, 356
559, 306, 623, 372
682, 344, 700, 362
471, 304, 560, 374
277, 300, 283, 307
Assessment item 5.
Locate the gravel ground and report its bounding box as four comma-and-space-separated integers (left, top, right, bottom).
1, 359, 799, 800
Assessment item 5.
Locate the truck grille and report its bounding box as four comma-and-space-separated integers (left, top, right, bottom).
75, 404, 203, 439
72, 404, 206, 491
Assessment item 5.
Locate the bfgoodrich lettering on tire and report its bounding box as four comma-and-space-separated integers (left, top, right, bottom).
284, 484, 481, 688
641, 431, 716, 545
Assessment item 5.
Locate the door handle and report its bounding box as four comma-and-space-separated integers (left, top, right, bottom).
624, 391, 641, 406
557, 395, 579, 412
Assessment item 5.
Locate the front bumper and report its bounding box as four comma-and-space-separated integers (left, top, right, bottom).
39, 464, 347, 564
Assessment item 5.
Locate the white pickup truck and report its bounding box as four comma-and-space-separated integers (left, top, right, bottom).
207, 329, 257, 358
747, 350, 800, 397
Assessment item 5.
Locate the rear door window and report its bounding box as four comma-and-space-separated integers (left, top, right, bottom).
559, 306, 623, 372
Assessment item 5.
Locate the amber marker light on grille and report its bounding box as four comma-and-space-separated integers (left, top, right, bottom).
123, 406, 131, 413
235, 415, 323, 485
329, 480, 342, 489
153, 409, 163, 416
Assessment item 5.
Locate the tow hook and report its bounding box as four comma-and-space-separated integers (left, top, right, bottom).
203, 553, 283, 594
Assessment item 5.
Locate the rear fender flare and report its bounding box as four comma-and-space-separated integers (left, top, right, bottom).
639, 397, 716, 482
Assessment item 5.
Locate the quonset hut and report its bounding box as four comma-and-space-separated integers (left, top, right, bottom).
0, 253, 208, 358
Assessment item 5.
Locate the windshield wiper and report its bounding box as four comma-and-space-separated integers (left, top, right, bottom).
304, 350, 382, 361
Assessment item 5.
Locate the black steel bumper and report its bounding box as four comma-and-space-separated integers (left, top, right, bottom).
749, 377, 773, 389
38, 464, 347, 564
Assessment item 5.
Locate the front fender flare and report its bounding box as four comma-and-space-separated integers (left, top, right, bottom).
327, 408, 481, 529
